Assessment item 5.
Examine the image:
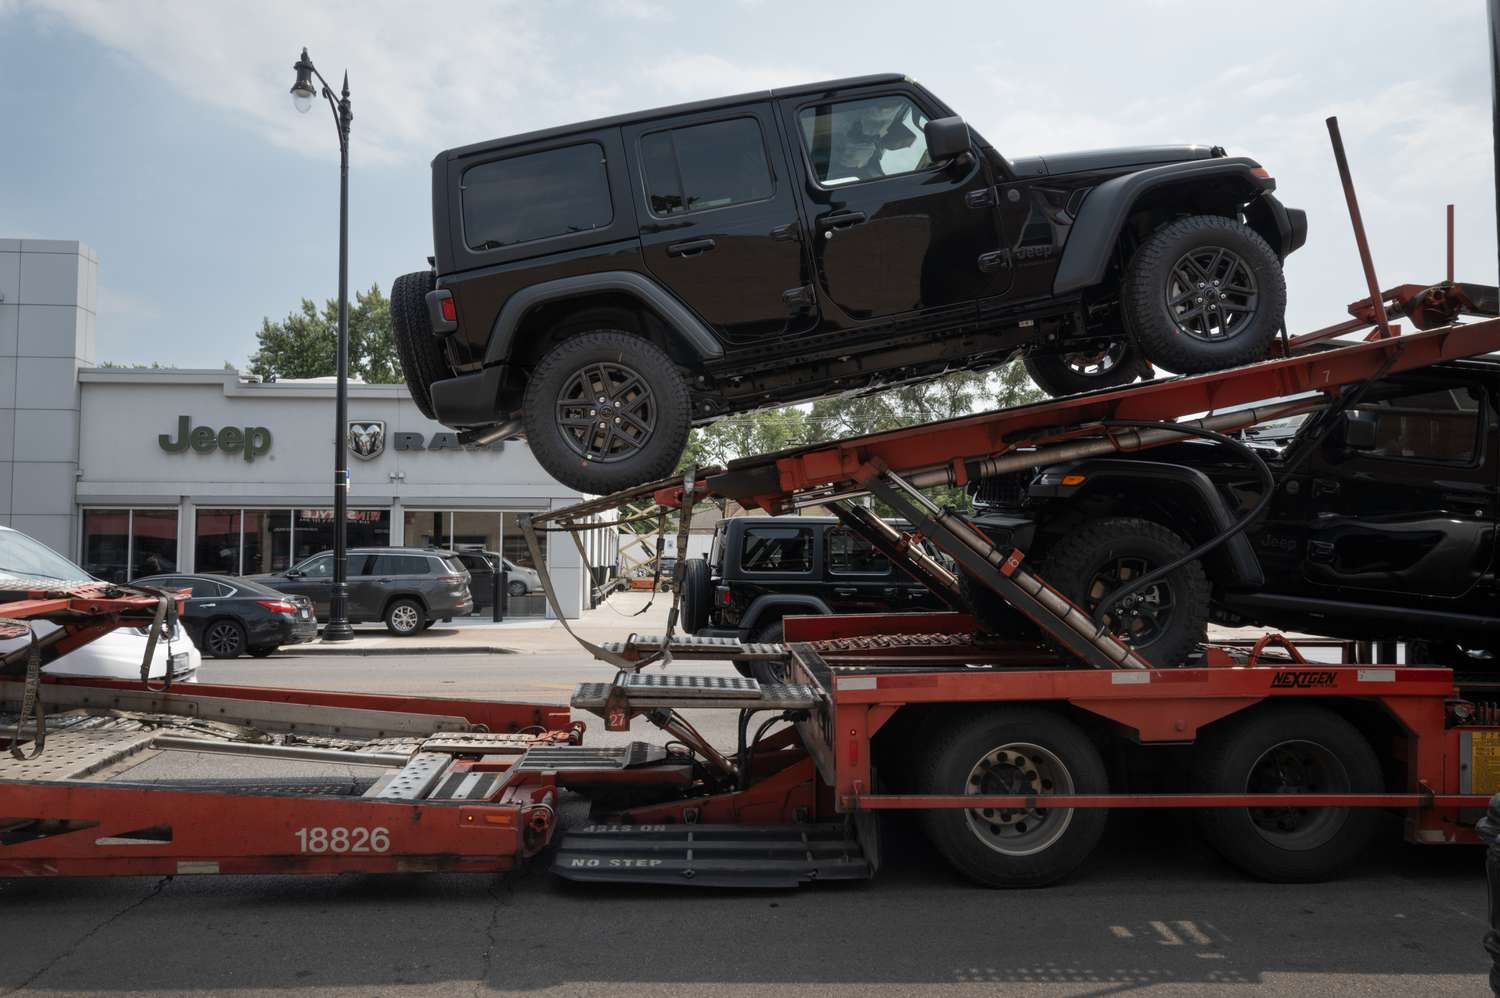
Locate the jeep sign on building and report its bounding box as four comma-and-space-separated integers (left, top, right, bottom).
0, 239, 613, 619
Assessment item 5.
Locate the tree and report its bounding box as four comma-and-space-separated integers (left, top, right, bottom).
247, 284, 398, 383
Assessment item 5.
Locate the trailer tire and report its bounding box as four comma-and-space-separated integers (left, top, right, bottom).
679, 558, 711, 635
1196, 706, 1382, 882
919, 706, 1108, 887
390, 270, 451, 420
1041, 516, 1209, 666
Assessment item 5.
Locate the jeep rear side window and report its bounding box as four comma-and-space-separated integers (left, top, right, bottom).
827, 527, 890, 575
640, 118, 773, 216
740, 527, 813, 573
460, 143, 612, 251
798, 95, 931, 187
1353, 385, 1482, 463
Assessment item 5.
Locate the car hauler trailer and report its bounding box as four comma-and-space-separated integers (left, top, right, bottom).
13, 33, 1500, 887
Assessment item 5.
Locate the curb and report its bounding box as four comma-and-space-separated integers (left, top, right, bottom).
287, 644, 519, 657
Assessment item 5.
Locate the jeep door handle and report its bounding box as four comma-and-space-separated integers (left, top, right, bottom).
666, 238, 716, 257
820, 211, 867, 232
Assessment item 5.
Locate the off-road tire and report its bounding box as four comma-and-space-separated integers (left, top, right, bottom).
523, 331, 691, 495
384, 598, 425, 636
1023, 342, 1149, 397
202, 619, 246, 659
1123, 215, 1285, 375
919, 706, 1109, 887
1195, 706, 1382, 882
391, 270, 453, 420
1041, 517, 1209, 666
678, 558, 712, 634
746, 621, 786, 685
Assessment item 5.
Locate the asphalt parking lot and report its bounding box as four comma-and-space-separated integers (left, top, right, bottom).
1, 650, 1493, 997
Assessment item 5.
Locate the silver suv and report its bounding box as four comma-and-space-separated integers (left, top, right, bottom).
251, 547, 474, 635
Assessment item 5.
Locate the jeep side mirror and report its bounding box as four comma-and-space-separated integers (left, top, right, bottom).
1337, 412, 1378, 451
924, 116, 972, 164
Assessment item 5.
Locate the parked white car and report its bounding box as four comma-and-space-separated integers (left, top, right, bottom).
0, 525, 200, 682
501, 557, 543, 595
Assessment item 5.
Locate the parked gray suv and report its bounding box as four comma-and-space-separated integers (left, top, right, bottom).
251, 547, 473, 635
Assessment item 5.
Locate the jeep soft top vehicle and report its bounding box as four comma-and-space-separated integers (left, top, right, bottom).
392, 74, 1306, 494
965, 356, 1500, 665
677, 515, 948, 680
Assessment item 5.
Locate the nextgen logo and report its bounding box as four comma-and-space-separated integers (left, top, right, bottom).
1270, 670, 1337, 689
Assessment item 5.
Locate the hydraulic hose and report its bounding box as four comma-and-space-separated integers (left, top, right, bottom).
1087, 419, 1276, 632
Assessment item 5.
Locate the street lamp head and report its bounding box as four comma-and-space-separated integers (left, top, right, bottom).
290, 47, 317, 113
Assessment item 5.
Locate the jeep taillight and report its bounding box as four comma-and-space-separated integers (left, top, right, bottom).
439, 297, 457, 322
716, 586, 732, 607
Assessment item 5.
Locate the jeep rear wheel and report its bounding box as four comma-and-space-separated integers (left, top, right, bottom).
391, 270, 453, 420
1123, 215, 1285, 375
1023, 339, 1148, 397
523, 331, 691, 495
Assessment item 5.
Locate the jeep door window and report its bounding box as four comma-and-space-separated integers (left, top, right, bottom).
1352, 385, 1482, 464
798, 96, 931, 186
640, 117, 773, 215
740, 527, 814, 573
827, 526, 891, 575
460, 143, 612, 250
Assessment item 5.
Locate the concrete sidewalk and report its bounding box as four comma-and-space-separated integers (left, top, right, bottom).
291, 590, 674, 656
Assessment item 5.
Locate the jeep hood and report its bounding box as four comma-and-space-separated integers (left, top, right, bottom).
1008, 144, 1220, 177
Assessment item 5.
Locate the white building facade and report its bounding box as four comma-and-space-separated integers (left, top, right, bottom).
0, 239, 609, 618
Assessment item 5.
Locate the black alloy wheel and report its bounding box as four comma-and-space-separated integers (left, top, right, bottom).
203, 619, 246, 659
556, 361, 659, 466
1081, 555, 1173, 647
1022, 339, 1147, 397
1166, 245, 1259, 342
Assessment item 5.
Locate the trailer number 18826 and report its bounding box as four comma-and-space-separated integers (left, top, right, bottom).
294, 827, 390, 854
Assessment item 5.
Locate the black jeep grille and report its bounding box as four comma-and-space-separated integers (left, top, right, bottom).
971, 471, 1030, 510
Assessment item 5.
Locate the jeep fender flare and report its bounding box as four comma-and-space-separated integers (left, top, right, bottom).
1052, 158, 1275, 296
739, 594, 833, 638
482, 271, 724, 366
1030, 458, 1265, 589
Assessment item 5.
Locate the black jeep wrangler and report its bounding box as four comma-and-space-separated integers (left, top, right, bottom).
393, 74, 1306, 494
678, 515, 947, 679
966, 357, 1500, 665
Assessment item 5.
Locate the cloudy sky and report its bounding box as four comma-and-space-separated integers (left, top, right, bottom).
0, 0, 1492, 368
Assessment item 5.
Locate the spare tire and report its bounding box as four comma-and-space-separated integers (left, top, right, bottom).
390, 270, 453, 420
678, 558, 711, 634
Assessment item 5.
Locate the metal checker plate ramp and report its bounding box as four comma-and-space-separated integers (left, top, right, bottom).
515, 743, 668, 772
0, 730, 156, 781
571, 682, 822, 712
552, 824, 871, 888
598, 636, 785, 659
365, 752, 450, 800
619, 674, 760, 698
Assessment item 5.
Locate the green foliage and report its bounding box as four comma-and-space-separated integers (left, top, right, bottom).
675, 362, 1046, 510
97, 360, 175, 369
247, 284, 397, 383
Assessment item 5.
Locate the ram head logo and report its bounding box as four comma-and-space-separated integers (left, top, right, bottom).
348, 421, 386, 460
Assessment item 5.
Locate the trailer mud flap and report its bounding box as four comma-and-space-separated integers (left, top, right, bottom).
551, 823, 871, 888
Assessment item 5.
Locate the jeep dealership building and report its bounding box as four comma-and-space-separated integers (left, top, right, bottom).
0, 239, 609, 618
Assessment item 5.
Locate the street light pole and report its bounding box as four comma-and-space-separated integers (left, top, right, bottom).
291, 48, 355, 641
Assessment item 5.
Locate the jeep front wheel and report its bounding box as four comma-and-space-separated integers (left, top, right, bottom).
523, 331, 691, 495
1122, 215, 1285, 375
1041, 516, 1209, 666
1022, 339, 1148, 397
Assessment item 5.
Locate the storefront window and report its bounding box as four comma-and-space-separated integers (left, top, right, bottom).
404, 510, 448, 549
293, 509, 391, 563
452, 511, 501, 555
243, 509, 291, 574
194, 509, 240, 575
502, 511, 547, 570
81, 508, 179, 583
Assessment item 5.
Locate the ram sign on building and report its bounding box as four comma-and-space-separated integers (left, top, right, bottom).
0, 239, 613, 618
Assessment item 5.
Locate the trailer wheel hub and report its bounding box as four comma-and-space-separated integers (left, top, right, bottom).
964, 742, 1075, 856
1245, 739, 1351, 849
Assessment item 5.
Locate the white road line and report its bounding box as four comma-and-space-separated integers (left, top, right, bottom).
1110, 925, 1134, 939
1149, 920, 1184, 945
1175, 920, 1213, 945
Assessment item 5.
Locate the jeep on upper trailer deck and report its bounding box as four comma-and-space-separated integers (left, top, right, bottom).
391, 74, 1307, 494
966, 353, 1500, 665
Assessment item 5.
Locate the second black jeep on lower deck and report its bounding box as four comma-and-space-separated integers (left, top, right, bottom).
678, 515, 947, 679
393, 74, 1305, 494
965, 355, 1500, 665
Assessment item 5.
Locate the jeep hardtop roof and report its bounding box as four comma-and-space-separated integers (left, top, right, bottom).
436, 73, 915, 164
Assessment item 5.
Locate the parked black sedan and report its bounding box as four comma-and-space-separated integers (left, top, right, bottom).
134, 573, 318, 658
